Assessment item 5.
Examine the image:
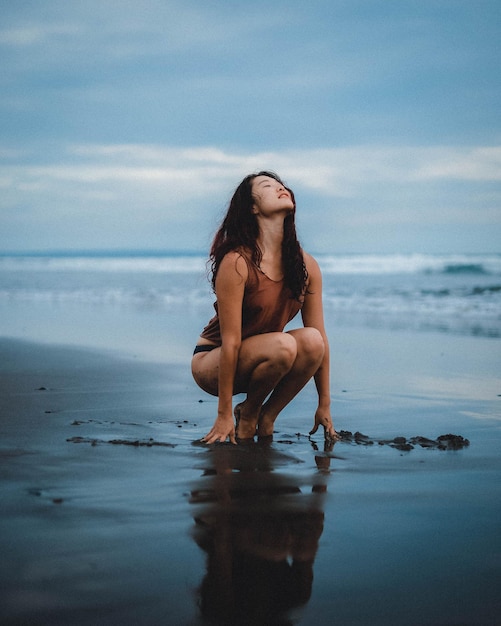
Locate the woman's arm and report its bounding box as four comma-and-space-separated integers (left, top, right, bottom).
202, 252, 247, 444
301, 253, 338, 440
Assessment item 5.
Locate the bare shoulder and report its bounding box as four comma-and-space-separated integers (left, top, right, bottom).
303, 251, 322, 281
217, 250, 249, 284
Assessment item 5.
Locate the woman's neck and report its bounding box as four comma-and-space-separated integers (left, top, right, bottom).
256, 218, 284, 281
256, 215, 284, 257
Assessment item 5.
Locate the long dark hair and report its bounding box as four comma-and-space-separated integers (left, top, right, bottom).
208, 171, 307, 300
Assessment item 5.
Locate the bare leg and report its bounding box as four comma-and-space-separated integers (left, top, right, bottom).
257, 327, 325, 437
191, 329, 324, 440
192, 332, 298, 439
233, 332, 298, 438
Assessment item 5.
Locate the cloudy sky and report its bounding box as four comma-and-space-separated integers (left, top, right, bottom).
0, 0, 500, 254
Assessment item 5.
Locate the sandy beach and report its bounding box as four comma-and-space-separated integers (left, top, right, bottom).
1, 314, 500, 625
0, 253, 500, 625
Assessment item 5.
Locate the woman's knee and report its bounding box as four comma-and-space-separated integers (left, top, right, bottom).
234, 334, 297, 389
294, 327, 325, 362
270, 332, 298, 369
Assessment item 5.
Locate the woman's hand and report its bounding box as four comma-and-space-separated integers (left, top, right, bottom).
202, 413, 237, 445
309, 407, 339, 442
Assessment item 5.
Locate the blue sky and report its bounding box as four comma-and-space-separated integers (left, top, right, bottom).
0, 0, 500, 254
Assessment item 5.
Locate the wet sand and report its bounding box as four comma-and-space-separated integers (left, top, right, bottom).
1, 333, 500, 625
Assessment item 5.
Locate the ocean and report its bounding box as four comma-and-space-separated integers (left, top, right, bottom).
0, 252, 499, 350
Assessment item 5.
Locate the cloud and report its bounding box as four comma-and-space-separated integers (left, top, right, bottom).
2, 142, 500, 202
0, 1, 283, 60
0, 23, 80, 46
1, 143, 500, 238
3, 143, 500, 212
0, 140, 499, 253
411, 147, 501, 181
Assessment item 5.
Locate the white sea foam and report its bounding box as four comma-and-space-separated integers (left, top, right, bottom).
0, 254, 207, 274
0, 252, 500, 275
0, 252, 499, 338
317, 253, 501, 275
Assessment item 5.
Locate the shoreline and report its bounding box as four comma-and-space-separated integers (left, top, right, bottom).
1, 334, 500, 625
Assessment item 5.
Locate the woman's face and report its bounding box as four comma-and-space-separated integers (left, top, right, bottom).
251, 175, 294, 217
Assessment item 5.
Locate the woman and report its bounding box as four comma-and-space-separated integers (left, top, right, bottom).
191, 171, 337, 444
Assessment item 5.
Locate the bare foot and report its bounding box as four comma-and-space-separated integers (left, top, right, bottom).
256, 408, 275, 438
234, 403, 258, 441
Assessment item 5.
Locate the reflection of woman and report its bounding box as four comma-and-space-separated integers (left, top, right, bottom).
191, 171, 337, 444
194, 508, 324, 625
191, 444, 327, 625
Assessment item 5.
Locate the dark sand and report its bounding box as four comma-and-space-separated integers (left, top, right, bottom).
1, 334, 500, 625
